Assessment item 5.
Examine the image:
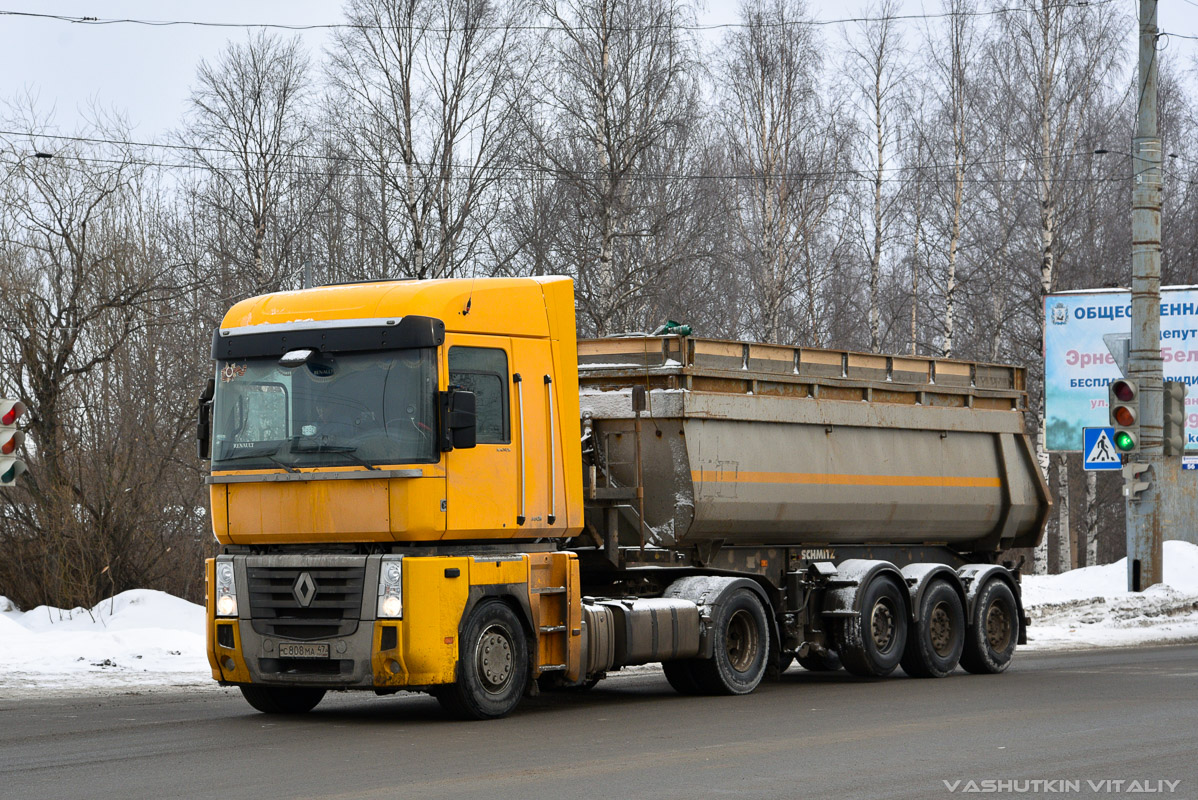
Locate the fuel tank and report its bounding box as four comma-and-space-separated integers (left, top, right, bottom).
578, 337, 1049, 553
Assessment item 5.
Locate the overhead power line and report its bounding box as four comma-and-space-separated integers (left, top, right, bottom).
0, 1, 1116, 34
0, 147, 1139, 186
0, 128, 1129, 184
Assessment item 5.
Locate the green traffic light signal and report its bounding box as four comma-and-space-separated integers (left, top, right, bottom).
1114, 430, 1137, 452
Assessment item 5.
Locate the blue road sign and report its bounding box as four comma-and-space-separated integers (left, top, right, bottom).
1083, 427, 1122, 471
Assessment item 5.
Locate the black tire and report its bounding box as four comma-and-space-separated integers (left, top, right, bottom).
662, 659, 704, 695
436, 600, 529, 719
770, 652, 795, 678
796, 650, 842, 672
960, 579, 1020, 675
239, 685, 326, 714
691, 589, 771, 695
900, 580, 965, 678
835, 574, 908, 678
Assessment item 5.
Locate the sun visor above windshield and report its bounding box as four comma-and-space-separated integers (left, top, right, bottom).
212, 315, 445, 360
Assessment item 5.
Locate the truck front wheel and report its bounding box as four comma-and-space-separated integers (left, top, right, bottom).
437, 600, 529, 719
239, 685, 326, 714
835, 574, 908, 677
691, 589, 770, 695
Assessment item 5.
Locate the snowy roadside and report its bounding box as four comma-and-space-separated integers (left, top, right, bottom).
3, 542, 1198, 698
1021, 540, 1198, 651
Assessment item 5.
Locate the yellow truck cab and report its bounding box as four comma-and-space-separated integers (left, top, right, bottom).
204, 277, 585, 718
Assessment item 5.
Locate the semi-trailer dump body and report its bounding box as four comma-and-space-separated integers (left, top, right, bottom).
202, 276, 1050, 718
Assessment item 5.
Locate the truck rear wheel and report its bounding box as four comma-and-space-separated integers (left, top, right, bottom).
436, 600, 529, 720
691, 589, 770, 695
960, 579, 1019, 675
239, 685, 326, 714
900, 580, 965, 678
835, 574, 908, 677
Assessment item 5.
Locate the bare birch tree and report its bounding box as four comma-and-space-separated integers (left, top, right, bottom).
531, 0, 701, 335
845, 0, 905, 353
182, 32, 317, 294
719, 0, 850, 344
327, 0, 529, 281
992, 0, 1125, 572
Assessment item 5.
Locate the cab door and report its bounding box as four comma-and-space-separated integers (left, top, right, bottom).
444, 335, 519, 538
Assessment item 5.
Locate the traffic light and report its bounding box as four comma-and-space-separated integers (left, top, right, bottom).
1109, 379, 1140, 453
0, 398, 28, 486
1163, 380, 1187, 456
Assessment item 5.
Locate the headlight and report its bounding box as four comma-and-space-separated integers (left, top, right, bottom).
215, 559, 238, 617
377, 557, 403, 619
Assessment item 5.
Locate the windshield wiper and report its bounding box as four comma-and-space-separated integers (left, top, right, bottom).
265, 453, 299, 473
290, 439, 379, 471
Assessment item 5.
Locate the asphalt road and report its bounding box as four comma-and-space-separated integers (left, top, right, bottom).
2, 645, 1196, 800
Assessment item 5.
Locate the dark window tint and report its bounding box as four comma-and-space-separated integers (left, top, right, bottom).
449, 347, 509, 444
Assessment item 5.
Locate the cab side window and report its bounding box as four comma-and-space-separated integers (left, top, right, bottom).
448, 347, 510, 444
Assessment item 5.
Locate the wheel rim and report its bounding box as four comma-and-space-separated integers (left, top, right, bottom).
870, 599, 897, 655
476, 624, 514, 694
984, 601, 1012, 652
928, 601, 954, 657
725, 609, 760, 673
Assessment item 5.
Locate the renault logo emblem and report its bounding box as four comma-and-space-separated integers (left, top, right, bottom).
293, 572, 318, 607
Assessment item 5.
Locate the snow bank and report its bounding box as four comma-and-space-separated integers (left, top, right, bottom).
0, 589, 212, 696
1022, 540, 1198, 650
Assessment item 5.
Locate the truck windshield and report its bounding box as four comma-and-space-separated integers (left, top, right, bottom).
210, 348, 438, 470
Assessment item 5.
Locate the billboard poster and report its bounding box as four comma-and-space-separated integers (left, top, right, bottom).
1044, 287, 1198, 452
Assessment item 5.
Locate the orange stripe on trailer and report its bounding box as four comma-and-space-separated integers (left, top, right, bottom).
690, 470, 1002, 489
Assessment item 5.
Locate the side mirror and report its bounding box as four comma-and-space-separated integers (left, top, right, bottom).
197, 377, 215, 460
439, 388, 477, 451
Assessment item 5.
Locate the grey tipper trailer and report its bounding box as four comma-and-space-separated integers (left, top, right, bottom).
568, 335, 1050, 685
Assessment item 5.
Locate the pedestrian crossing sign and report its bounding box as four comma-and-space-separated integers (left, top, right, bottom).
1083, 427, 1122, 470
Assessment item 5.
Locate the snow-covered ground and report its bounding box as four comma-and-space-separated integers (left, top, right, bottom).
0, 590, 213, 698
2, 542, 1197, 697
1022, 540, 1198, 650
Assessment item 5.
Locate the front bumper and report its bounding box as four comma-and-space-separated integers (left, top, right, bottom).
206, 553, 471, 690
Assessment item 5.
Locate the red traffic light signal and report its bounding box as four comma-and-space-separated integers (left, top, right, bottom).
0, 399, 24, 426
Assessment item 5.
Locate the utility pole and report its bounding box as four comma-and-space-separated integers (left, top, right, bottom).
1126, 0, 1164, 591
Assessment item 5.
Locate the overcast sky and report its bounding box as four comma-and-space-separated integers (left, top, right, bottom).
0, 0, 1195, 141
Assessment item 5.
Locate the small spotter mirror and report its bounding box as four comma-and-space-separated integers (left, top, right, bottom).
279, 348, 317, 368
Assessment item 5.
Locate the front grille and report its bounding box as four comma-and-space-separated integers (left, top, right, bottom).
246, 564, 366, 640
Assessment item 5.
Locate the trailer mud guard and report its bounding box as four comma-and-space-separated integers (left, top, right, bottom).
821, 559, 910, 621
901, 563, 967, 623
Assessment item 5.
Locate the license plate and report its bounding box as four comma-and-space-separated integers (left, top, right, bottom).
277, 642, 330, 659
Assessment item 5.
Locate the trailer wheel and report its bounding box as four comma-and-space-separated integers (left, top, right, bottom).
960, 579, 1019, 675
796, 650, 841, 672
436, 600, 529, 719
835, 574, 908, 677
691, 589, 770, 695
900, 580, 965, 678
662, 660, 704, 695
239, 685, 326, 714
